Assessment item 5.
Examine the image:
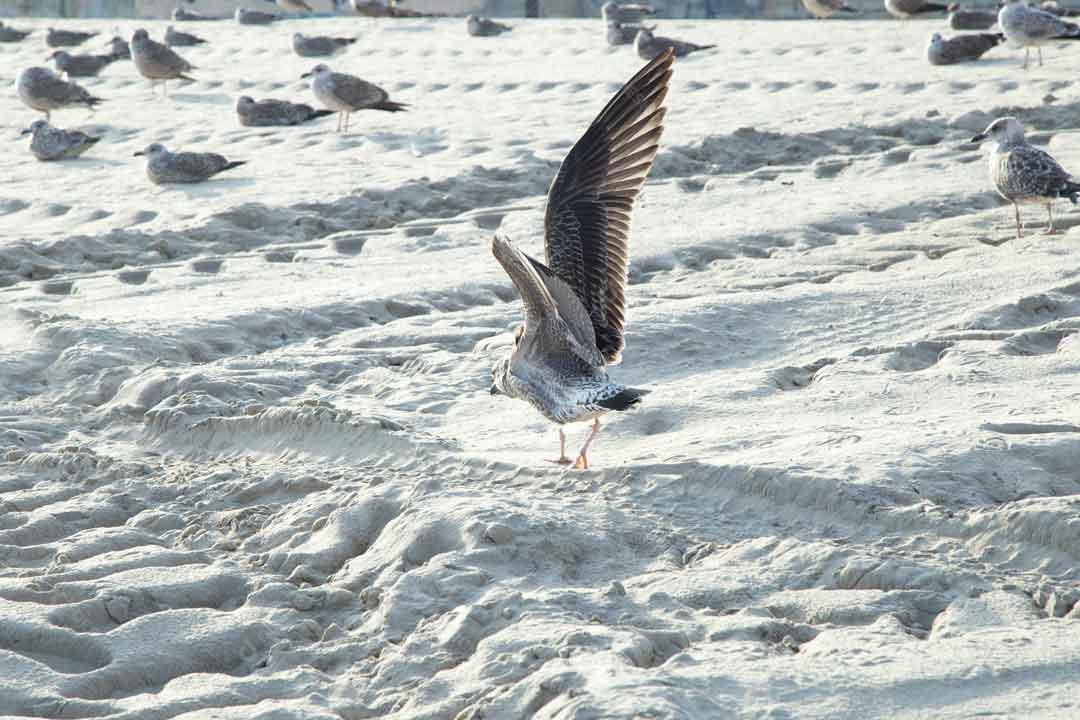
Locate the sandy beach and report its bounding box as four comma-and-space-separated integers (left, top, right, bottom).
1, 14, 1080, 718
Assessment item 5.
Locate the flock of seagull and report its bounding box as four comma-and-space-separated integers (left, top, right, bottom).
5, 2, 1080, 467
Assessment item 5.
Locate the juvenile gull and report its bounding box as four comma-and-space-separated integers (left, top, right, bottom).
106, 35, 130, 59
801, 0, 857, 19
21, 119, 100, 161
236, 8, 278, 24
467, 15, 512, 36
173, 7, 219, 21
999, 0, 1080, 69
46, 28, 99, 47
884, 0, 946, 19
0, 21, 31, 43
134, 143, 246, 184
970, 117, 1080, 237
236, 95, 334, 126
927, 32, 1004, 64
948, 4, 997, 30
131, 28, 195, 96
277, 0, 314, 12
601, 1, 655, 25
17, 67, 104, 121
293, 32, 356, 58
1041, 1, 1080, 18
489, 49, 673, 469
165, 25, 207, 47
48, 50, 117, 78
302, 63, 407, 133
635, 27, 714, 60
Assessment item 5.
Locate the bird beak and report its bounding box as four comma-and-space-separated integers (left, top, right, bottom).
489, 384, 501, 396
300, 72, 312, 79
20, 128, 30, 136
133, 151, 144, 156
969, 132, 986, 143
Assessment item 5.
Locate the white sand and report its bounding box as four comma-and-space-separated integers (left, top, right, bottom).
2, 15, 1080, 719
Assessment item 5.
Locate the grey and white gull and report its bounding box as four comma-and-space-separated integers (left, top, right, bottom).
0, 21, 31, 43
947, 4, 997, 30
926, 31, 1004, 64
292, 32, 356, 57
236, 8, 278, 25
17, 66, 104, 120
48, 50, 117, 78
21, 119, 100, 161
489, 49, 673, 469
106, 35, 130, 59
999, 0, 1080, 69
601, 1, 655, 25
46, 27, 99, 47
277, 0, 314, 13
165, 25, 207, 47
236, 95, 334, 126
467, 15, 512, 36
173, 7, 219, 21
970, 116, 1080, 237
302, 63, 407, 133
884, 0, 946, 19
635, 27, 714, 60
131, 28, 195, 96
134, 143, 246, 184
801, 0, 857, 19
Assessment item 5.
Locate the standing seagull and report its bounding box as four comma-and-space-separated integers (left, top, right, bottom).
134, 143, 246, 184
490, 49, 673, 470
884, 0, 946, 19
634, 27, 714, 60
926, 32, 1004, 64
165, 25, 207, 47
16, 67, 104, 121
801, 0, 857, 19
21, 120, 100, 161
131, 28, 195, 96
46, 27, 99, 47
302, 63, 407, 133
999, 0, 1080, 69
467, 15, 512, 36
292, 32, 356, 57
0, 21, 31, 43
970, 117, 1080, 238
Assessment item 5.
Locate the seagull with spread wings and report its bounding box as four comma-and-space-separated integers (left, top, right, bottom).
489, 49, 673, 470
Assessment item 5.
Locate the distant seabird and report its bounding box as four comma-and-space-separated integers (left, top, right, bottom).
235, 8, 278, 24
292, 32, 356, 57
926, 31, 1004, 64
131, 28, 195, 96
46, 27, 99, 47
634, 27, 714, 60
489, 49, 673, 469
606, 22, 654, 46
21, 120, 100, 161
173, 7, 218, 21
999, 0, 1080, 68
884, 0, 947, 19
106, 35, 131, 59
802, 0, 858, 19
17, 67, 104, 121
236, 95, 334, 126
601, 1, 655, 25
165, 25, 207, 47
1041, 1, 1080, 18
48, 50, 117, 78
947, 4, 997, 30
134, 143, 246, 184
277, 0, 314, 12
971, 117, 1080, 237
302, 63, 407, 133
467, 15, 512, 36
0, 21, 31, 43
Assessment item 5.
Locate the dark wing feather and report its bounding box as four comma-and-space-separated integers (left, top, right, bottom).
543, 48, 672, 365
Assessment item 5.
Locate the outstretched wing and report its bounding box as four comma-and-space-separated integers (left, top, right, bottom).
543, 48, 672, 365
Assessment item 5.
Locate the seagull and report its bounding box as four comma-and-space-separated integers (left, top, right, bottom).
292, 32, 357, 58
48, 50, 117, 78
165, 25, 208, 47
634, 27, 714, 60
467, 15, 512, 36
235, 8, 278, 24
999, 0, 1080, 69
601, 1, 655, 25
173, 7, 219, 21
970, 117, 1080, 238
884, 0, 947, 19
236, 95, 335, 126
1041, 1, 1080, 18
105, 35, 131, 59
16, 67, 104, 121
947, 4, 997, 30
131, 28, 195, 96
489, 49, 673, 470
302, 63, 407, 133
277, 0, 314, 12
926, 32, 1004, 64
134, 143, 247, 184
46, 27, 99, 48
606, 21, 655, 46
21, 120, 100, 161
0, 21, 31, 43
801, 0, 858, 19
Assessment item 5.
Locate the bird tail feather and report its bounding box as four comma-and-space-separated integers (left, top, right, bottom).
597, 387, 650, 412
916, 2, 948, 12
373, 100, 408, 112
1059, 181, 1080, 204
178, 73, 196, 81
221, 160, 247, 173
840, 5, 858, 11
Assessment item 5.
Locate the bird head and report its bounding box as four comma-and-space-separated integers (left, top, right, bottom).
21, 119, 48, 136
971, 116, 1024, 145
301, 63, 330, 80
635, 27, 653, 41
132, 28, 149, 42
134, 142, 167, 158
